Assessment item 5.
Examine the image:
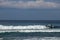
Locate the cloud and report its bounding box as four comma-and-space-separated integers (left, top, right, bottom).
0, 0, 60, 8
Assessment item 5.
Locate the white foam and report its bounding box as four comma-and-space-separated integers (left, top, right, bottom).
23, 37, 60, 40
0, 25, 49, 29
2, 37, 60, 40
0, 25, 60, 32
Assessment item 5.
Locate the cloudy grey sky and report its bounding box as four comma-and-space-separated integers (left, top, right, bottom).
0, 0, 60, 20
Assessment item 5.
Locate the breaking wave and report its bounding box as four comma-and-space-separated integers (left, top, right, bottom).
0, 25, 60, 32
1, 37, 60, 40
0, 25, 49, 29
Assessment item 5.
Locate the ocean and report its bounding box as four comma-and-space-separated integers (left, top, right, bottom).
0, 20, 60, 40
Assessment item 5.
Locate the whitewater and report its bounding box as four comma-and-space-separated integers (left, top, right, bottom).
0, 20, 60, 40
0, 25, 60, 33
0, 37, 60, 40
0, 25, 49, 29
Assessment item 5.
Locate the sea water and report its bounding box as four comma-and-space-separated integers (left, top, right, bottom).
0, 20, 60, 40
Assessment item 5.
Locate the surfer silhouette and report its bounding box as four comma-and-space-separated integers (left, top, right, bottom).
46, 24, 54, 28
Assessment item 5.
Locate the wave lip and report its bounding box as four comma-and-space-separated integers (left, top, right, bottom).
0, 25, 49, 30
0, 25, 60, 32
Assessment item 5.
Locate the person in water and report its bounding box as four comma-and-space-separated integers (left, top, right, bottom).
46, 24, 54, 28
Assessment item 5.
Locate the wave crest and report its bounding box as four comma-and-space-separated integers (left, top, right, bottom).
0, 25, 49, 29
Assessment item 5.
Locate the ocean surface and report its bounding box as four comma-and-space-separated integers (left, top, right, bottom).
0, 20, 60, 40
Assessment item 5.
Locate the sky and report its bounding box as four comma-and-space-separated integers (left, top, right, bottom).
0, 0, 60, 20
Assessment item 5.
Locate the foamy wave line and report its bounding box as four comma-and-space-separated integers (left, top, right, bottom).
0, 25, 49, 29
0, 29, 60, 33
0, 37, 60, 40
0, 25, 60, 32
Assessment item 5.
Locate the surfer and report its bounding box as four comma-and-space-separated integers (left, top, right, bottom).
46, 24, 54, 29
